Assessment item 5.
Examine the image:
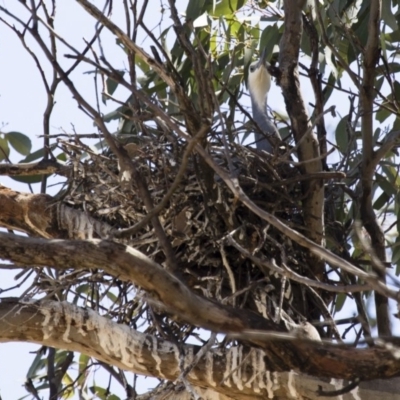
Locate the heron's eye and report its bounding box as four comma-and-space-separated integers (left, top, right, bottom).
250, 66, 255, 72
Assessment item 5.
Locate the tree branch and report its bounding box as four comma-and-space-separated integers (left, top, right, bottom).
0, 159, 70, 177
359, 0, 390, 337
1, 298, 400, 399
0, 185, 113, 239
279, 0, 325, 289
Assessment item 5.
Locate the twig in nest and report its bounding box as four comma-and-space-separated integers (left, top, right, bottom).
114, 125, 208, 238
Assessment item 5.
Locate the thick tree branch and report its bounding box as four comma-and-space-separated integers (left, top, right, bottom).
359, 0, 390, 337
1, 298, 400, 399
0, 231, 282, 335
0, 184, 113, 239
279, 1, 325, 287
0, 159, 69, 177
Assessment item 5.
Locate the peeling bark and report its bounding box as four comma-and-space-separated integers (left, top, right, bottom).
0, 184, 113, 239
0, 298, 399, 400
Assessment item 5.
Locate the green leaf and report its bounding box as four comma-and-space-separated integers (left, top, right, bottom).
106, 291, 118, 302
217, 52, 230, 73
393, 117, 400, 131
6, 131, 32, 155
79, 354, 90, 374
76, 284, 90, 294
374, 76, 384, 93
373, 127, 382, 143
376, 172, 396, 196
373, 191, 390, 210
382, 0, 398, 31
144, 80, 168, 96
353, 7, 369, 47
78, 354, 90, 387
57, 152, 67, 162
118, 117, 136, 136
11, 175, 43, 184
134, 54, 151, 73
334, 292, 347, 313
210, 28, 218, 55
103, 70, 125, 104
250, 24, 261, 43
376, 105, 392, 123
376, 63, 400, 76
259, 24, 280, 62
103, 108, 125, 123
207, 0, 245, 17
105, 71, 125, 97
0, 136, 10, 161
243, 46, 253, 70
393, 239, 400, 275
90, 386, 107, 400
300, 26, 311, 56
322, 73, 336, 105
227, 18, 243, 40
382, 164, 400, 187
384, 30, 400, 43
335, 115, 350, 154
61, 372, 75, 399
26, 350, 46, 379
20, 147, 46, 163
186, 0, 206, 20
103, 95, 132, 123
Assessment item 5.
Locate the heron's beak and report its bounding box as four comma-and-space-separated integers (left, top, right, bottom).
256, 48, 269, 69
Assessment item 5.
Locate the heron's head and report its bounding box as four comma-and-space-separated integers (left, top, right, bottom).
247, 48, 271, 110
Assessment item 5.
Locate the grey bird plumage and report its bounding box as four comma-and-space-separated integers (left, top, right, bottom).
247, 49, 281, 152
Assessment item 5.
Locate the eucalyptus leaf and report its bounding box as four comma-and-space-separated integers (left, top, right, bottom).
207, 0, 245, 17
6, 131, 32, 155
335, 115, 350, 154
26, 351, 46, 379
186, 0, 206, 20
334, 292, 347, 313
0, 136, 10, 161
11, 175, 43, 184
103, 70, 125, 104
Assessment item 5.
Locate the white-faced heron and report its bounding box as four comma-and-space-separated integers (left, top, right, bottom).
247, 49, 281, 152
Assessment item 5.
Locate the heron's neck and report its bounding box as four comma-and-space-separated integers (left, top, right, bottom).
251, 95, 268, 123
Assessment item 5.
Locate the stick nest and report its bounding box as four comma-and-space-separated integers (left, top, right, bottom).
58, 134, 315, 337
